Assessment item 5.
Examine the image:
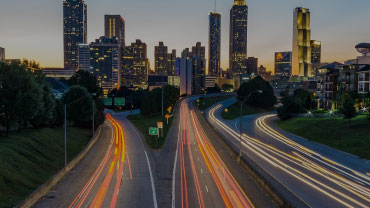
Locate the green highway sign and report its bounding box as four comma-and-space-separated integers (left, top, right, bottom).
114, 97, 125, 106
102, 98, 113, 106
149, 127, 158, 136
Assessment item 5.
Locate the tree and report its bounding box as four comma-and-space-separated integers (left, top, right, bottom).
0, 61, 43, 135
293, 89, 314, 110
237, 76, 276, 108
222, 84, 234, 92
31, 84, 56, 128
140, 92, 159, 117
62, 86, 93, 128
68, 70, 102, 97
339, 93, 356, 120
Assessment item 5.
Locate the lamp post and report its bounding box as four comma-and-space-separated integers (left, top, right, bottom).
91, 93, 97, 136
238, 90, 263, 162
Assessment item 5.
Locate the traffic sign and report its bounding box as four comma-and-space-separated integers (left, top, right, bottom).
149, 127, 158, 136
167, 106, 173, 113
157, 122, 163, 129
114, 97, 125, 106
102, 98, 113, 106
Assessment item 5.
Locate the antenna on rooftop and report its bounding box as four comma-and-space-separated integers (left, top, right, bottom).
214, 0, 217, 12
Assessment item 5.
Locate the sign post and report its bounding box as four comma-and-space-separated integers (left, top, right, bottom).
165, 114, 170, 125
149, 127, 159, 138
157, 122, 163, 137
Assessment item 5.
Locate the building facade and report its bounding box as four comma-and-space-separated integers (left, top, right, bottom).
209, 12, 221, 77
275, 51, 292, 76
179, 45, 206, 96
154, 42, 176, 76
247, 57, 258, 74
78, 44, 90, 71
63, 0, 87, 71
104, 15, 125, 47
230, 0, 248, 77
292, 7, 312, 77
121, 39, 148, 88
90, 37, 120, 95
0, 47, 5, 61
311, 40, 321, 64
358, 65, 370, 94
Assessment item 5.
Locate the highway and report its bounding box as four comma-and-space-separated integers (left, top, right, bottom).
206, 98, 370, 208
171, 98, 254, 208
34, 112, 157, 208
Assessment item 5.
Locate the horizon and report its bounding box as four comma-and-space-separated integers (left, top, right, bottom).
0, 0, 369, 72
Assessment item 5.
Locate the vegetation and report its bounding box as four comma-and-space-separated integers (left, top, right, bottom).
0, 127, 90, 207
278, 89, 314, 120
222, 103, 273, 120
222, 84, 234, 92
140, 85, 179, 117
127, 114, 173, 149
197, 96, 233, 111
0, 61, 58, 136
237, 76, 276, 108
338, 92, 356, 120
276, 116, 370, 160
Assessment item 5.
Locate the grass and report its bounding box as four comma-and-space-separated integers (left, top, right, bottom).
0, 127, 91, 208
197, 96, 233, 111
222, 102, 274, 120
276, 116, 370, 160
127, 114, 173, 149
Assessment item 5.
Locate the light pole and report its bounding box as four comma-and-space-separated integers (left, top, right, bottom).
64, 104, 67, 166
238, 90, 263, 162
91, 93, 97, 136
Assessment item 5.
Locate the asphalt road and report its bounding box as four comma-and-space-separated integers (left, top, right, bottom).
170, 98, 254, 208
34, 111, 157, 208
206, 98, 370, 208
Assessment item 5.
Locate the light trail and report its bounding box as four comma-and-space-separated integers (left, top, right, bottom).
68, 114, 126, 208
208, 104, 370, 207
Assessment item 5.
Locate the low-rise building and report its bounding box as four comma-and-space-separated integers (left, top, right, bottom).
358, 65, 370, 94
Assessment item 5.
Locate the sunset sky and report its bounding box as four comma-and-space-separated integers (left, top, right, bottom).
0, 0, 369, 72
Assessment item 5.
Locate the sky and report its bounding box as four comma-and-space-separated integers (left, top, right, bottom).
0, 0, 370, 72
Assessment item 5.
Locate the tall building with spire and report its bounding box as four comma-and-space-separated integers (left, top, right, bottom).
229, 0, 248, 77
63, 0, 87, 71
292, 7, 312, 77
104, 15, 125, 47
209, 12, 221, 77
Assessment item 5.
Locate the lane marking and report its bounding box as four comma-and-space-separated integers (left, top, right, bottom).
205, 185, 209, 192
171, 116, 182, 208
145, 151, 158, 208
126, 152, 133, 180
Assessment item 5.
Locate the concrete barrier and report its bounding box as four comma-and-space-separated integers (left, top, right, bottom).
17, 125, 103, 208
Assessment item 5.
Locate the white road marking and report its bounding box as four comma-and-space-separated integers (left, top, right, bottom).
171, 112, 182, 208
144, 151, 158, 208
205, 185, 209, 192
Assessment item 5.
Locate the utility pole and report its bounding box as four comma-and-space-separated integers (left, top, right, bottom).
162, 76, 164, 117
239, 100, 243, 161
64, 104, 67, 166
92, 101, 95, 136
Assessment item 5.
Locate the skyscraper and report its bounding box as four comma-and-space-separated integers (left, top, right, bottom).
63, 0, 87, 71
104, 15, 125, 47
230, 0, 248, 77
78, 44, 90, 71
90, 37, 120, 95
155, 42, 168, 75
192, 42, 206, 61
209, 12, 221, 77
275, 52, 292, 76
121, 39, 148, 88
247, 57, 258, 74
292, 7, 312, 77
0, 47, 5, 62
311, 40, 321, 64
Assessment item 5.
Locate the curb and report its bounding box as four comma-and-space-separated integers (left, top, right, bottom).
16, 125, 103, 208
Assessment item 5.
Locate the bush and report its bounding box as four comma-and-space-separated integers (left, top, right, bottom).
339, 93, 356, 120
237, 76, 276, 108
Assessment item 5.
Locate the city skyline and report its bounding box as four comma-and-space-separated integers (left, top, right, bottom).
0, 0, 370, 72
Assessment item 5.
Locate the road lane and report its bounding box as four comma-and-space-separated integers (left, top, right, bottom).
173, 98, 254, 208
206, 100, 370, 208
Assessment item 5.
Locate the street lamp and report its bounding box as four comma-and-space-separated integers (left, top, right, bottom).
238, 90, 263, 162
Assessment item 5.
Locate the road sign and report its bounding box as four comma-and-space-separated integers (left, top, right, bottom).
157, 122, 163, 129
114, 97, 125, 106
102, 98, 113, 106
167, 106, 173, 113
149, 127, 158, 136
